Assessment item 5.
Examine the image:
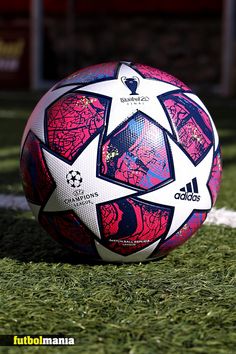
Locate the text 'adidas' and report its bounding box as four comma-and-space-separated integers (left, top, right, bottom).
174, 177, 201, 202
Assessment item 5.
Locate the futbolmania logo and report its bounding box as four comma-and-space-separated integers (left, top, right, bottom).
0, 335, 75, 346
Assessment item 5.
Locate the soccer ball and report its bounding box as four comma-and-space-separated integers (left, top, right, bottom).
20, 62, 222, 262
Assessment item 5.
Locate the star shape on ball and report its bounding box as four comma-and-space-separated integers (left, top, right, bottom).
137, 133, 213, 239
42, 135, 136, 238
76, 63, 181, 136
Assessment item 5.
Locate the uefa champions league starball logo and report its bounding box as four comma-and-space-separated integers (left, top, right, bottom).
66, 170, 83, 188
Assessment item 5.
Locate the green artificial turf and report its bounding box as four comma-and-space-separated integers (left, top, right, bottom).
0, 208, 236, 354
0, 113, 31, 195
206, 99, 236, 209
0, 94, 235, 353
0, 91, 40, 194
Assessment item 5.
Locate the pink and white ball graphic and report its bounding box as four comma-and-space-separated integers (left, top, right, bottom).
20, 62, 222, 262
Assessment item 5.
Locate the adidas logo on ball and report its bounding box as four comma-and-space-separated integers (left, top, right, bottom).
174, 177, 201, 202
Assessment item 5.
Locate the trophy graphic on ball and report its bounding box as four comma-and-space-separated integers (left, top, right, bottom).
121, 76, 140, 95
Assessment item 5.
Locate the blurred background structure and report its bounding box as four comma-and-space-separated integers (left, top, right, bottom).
0, 0, 235, 95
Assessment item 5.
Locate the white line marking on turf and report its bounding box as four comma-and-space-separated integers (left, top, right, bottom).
0, 194, 236, 228
204, 207, 236, 228
0, 194, 29, 211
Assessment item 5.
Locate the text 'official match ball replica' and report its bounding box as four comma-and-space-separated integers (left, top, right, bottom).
20, 62, 222, 262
